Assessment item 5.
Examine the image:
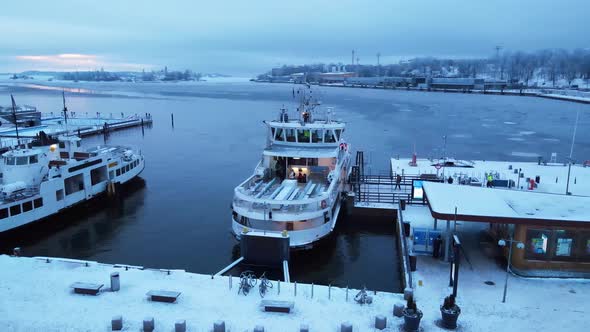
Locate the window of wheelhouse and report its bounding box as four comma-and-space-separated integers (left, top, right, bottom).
16, 156, 28, 165
274, 127, 285, 141
5, 157, 15, 165
324, 130, 336, 143
285, 129, 296, 142
297, 129, 310, 143
29, 155, 38, 164
311, 129, 323, 143
334, 129, 342, 141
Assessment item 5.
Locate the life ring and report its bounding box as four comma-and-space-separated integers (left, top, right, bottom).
321, 200, 327, 209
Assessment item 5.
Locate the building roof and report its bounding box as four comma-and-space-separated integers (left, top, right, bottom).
423, 181, 590, 228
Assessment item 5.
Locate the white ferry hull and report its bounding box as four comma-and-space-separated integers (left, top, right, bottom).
231, 197, 343, 249
0, 157, 145, 233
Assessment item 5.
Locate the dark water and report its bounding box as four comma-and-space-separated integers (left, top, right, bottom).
0, 81, 588, 292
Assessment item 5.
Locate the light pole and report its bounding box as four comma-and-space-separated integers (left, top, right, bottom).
498, 237, 524, 303
566, 109, 580, 195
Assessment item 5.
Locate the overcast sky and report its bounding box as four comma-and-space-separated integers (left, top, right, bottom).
0, 0, 587, 75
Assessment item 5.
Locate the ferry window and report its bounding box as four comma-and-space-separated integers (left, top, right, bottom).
10, 205, 21, 216
5, 157, 15, 165
33, 198, 43, 208
116, 169, 121, 176
0, 208, 7, 219
324, 130, 335, 143
297, 129, 310, 143
56, 189, 64, 201
76, 141, 81, 147
29, 155, 38, 164
525, 229, 550, 260
22, 201, 33, 213
285, 129, 296, 142
275, 128, 285, 141
16, 157, 28, 165
125, 165, 130, 172
59, 142, 66, 149
334, 129, 341, 141
311, 129, 323, 143
271, 127, 275, 137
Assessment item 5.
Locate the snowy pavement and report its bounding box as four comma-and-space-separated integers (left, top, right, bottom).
0, 255, 403, 332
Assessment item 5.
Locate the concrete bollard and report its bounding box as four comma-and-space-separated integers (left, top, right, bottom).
340, 322, 353, 332
375, 315, 387, 330
403, 287, 413, 300
174, 319, 186, 332
111, 315, 123, 331
143, 317, 154, 332
300, 324, 310, 332
110, 272, 120, 292
393, 303, 405, 317
213, 320, 226, 332
13, 247, 21, 256
254, 325, 265, 332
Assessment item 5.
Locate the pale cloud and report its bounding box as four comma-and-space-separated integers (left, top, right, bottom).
13, 54, 154, 72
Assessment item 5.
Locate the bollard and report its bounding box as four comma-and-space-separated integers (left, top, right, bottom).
375, 315, 387, 330
213, 320, 226, 332
300, 324, 309, 332
340, 322, 353, 332
346, 286, 349, 302
174, 319, 186, 332
254, 325, 264, 332
393, 302, 405, 317
294, 282, 297, 296
403, 287, 413, 300
229, 275, 232, 289
311, 283, 314, 298
110, 272, 120, 292
278, 280, 280, 295
143, 317, 154, 332
111, 315, 123, 331
13, 247, 21, 257
328, 284, 331, 299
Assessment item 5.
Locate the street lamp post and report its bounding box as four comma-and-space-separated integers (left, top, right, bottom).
498, 237, 525, 303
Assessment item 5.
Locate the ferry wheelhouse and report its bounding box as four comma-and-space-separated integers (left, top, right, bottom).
232, 92, 351, 249
0, 135, 144, 233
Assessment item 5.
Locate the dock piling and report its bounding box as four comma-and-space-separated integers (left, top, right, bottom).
110, 272, 120, 292
111, 315, 123, 331
174, 320, 186, 332
143, 317, 154, 332
213, 321, 226, 332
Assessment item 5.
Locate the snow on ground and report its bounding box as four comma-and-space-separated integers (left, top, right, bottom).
0, 255, 402, 332
401, 205, 590, 332
391, 158, 590, 197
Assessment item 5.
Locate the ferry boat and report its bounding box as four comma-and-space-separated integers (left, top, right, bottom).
0, 134, 144, 233
231, 89, 351, 249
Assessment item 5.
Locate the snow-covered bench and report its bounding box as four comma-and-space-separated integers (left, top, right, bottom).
146, 290, 181, 303
260, 300, 294, 313
70, 282, 103, 295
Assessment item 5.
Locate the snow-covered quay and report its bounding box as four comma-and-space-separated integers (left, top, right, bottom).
1, 254, 589, 331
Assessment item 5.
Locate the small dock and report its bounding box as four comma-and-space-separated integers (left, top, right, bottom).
0, 112, 152, 148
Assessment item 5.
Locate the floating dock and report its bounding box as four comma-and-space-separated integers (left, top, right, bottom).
0, 112, 152, 149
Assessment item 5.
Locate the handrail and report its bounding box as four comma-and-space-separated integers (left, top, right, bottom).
397, 201, 413, 290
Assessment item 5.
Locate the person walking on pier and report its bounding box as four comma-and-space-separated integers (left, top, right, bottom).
486, 173, 494, 188
395, 174, 402, 190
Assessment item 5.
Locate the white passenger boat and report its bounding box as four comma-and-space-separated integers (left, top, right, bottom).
231, 89, 351, 249
0, 135, 144, 233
